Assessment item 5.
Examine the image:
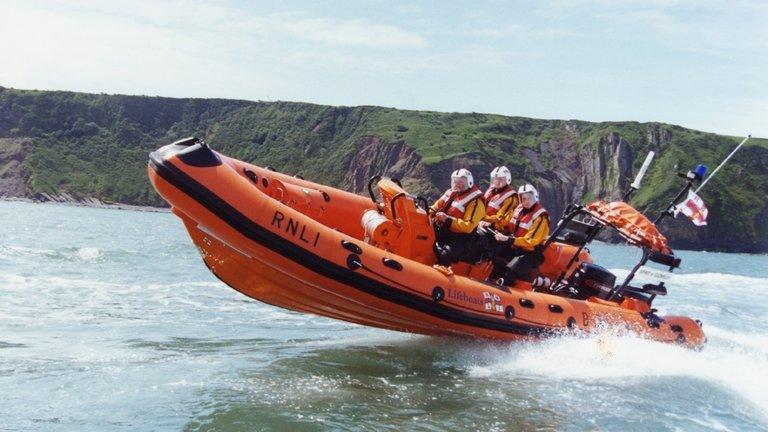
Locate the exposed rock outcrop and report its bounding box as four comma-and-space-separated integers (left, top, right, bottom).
343, 136, 438, 197
646, 124, 672, 150
0, 137, 32, 197
342, 127, 640, 225
29, 191, 165, 211
519, 128, 635, 222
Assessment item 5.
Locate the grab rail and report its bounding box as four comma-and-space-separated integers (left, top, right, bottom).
367, 175, 382, 204
416, 196, 429, 212
390, 192, 406, 221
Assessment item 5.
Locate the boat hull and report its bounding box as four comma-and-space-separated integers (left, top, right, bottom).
147, 140, 706, 348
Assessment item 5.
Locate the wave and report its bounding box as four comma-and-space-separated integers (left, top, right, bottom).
705, 325, 768, 355
466, 326, 768, 418
0, 273, 228, 290
0, 273, 351, 329
0, 245, 59, 259
74, 246, 101, 261
0, 245, 104, 262
669, 272, 768, 288
609, 268, 768, 286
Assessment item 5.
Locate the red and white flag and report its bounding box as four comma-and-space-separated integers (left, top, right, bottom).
674, 190, 708, 226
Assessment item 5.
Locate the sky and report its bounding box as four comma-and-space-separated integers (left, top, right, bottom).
1, 0, 766, 137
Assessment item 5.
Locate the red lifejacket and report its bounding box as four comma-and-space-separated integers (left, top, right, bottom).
509, 202, 548, 237
436, 186, 483, 219
483, 185, 516, 216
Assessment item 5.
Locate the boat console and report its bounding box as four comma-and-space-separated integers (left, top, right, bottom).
361, 176, 436, 265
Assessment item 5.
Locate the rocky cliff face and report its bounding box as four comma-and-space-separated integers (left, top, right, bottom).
342, 136, 437, 197
338, 122, 764, 252
342, 126, 640, 221
0, 138, 31, 198
530, 129, 634, 222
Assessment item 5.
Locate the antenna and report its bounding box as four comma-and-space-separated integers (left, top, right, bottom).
694, 135, 750, 194
622, 151, 655, 201
631, 151, 655, 190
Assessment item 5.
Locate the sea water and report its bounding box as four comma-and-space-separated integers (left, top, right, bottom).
1, 201, 766, 431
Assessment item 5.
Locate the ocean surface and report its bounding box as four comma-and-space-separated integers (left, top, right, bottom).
1, 201, 766, 431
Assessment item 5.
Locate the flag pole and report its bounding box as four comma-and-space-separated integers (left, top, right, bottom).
653, 134, 750, 227
694, 135, 751, 194
653, 177, 694, 226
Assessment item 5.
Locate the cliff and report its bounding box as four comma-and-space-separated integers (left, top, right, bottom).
1, 87, 766, 252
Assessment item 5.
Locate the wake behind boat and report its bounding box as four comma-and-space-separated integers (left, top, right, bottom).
147, 137, 707, 348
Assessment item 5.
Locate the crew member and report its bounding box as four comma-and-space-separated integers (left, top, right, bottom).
488, 184, 549, 286
431, 169, 486, 274
479, 166, 518, 231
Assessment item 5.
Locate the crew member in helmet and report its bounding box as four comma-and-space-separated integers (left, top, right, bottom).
487, 183, 549, 286
479, 166, 518, 230
430, 168, 486, 274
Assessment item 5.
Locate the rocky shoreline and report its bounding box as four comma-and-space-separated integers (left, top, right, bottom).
0, 195, 169, 213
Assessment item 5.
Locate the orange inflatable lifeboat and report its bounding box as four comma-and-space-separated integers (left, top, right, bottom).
147, 137, 706, 348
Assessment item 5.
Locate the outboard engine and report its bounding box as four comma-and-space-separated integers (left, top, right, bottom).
570, 262, 616, 300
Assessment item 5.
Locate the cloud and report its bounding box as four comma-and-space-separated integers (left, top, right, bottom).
0, 1, 274, 97
15, 0, 428, 49
259, 15, 427, 49
551, 0, 768, 57
0, 0, 428, 100
467, 23, 576, 40
0, 0, 765, 136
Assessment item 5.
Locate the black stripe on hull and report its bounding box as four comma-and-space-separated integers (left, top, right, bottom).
149, 154, 550, 336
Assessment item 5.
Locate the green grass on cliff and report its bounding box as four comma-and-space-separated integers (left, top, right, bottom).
1, 86, 766, 252
363, 110, 559, 166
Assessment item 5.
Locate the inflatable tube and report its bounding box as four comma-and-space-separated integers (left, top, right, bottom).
147, 138, 706, 349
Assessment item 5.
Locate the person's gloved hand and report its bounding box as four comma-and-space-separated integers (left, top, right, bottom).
494, 232, 511, 242
435, 212, 449, 222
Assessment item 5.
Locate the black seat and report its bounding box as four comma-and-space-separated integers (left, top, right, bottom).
623, 282, 667, 303
553, 218, 601, 246
641, 282, 667, 296
648, 251, 681, 269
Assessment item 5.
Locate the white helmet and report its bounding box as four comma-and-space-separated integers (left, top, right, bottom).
490, 166, 512, 185
518, 183, 539, 203
451, 168, 474, 190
